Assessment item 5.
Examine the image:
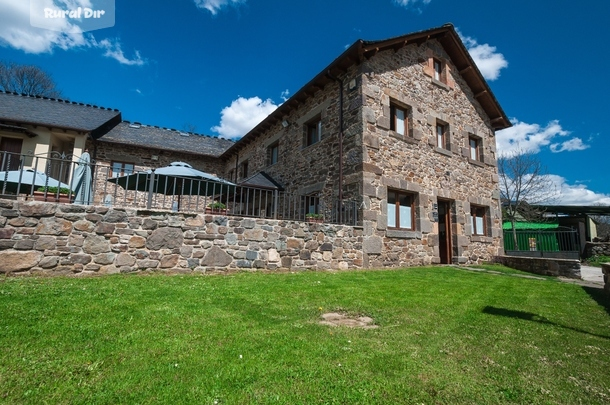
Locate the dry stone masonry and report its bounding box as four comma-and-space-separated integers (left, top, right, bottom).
0, 199, 362, 275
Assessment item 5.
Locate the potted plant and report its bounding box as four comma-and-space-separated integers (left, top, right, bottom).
33, 186, 72, 203
205, 201, 227, 214
305, 213, 324, 223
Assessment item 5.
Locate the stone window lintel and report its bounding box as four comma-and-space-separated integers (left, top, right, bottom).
468, 158, 485, 167
434, 147, 452, 157
386, 229, 422, 239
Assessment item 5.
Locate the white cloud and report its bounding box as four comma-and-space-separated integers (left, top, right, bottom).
546, 175, 610, 206
193, 0, 245, 15
0, 0, 89, 53
457, 30, 508, 81
96, 38, 146, 66
392, 0, 432, 7
495, 119, 589, 157
549, 137, 589, 153
0, 0, 145, 66
212, 96, 278, 140
280, 89, 290, 102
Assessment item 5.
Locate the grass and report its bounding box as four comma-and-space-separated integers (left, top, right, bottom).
584, 255, 610, 268
1, 266, 609, 404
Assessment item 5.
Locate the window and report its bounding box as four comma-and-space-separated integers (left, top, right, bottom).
390, 104, 409, 136
305, 117, 322, 147
228, 169, 235, 182
469, 136, 482, 162
267, 141, 279, 165
302, 194, 320, 215
436, 122, 448, 149
433, 59, 443, 82
240, 160, 249, 179
387, 190, 415, 230
470, 205, 487, 236
111, 161, 134, 177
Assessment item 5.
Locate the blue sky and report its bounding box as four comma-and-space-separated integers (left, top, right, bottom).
0, 0, 609, 205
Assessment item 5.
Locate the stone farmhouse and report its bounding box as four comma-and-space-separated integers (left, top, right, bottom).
0, 24, 511, 268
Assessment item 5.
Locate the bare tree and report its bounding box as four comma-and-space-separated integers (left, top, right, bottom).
0, 61, 61, 98
498, 146, 559, 250
181, 123, 198, 134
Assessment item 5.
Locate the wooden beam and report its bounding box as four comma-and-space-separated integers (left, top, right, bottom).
393, 39, 408, 52
459, 66, 473, 74
364, 47, 379, 60
474, 90, 488, 98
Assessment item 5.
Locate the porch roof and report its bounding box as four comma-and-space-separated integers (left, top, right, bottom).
0, 91, 121, 138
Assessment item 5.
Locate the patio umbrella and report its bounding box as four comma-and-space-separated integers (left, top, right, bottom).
72, 151, 93, 205
106, 161, 235, 208
0, 168, 71, 195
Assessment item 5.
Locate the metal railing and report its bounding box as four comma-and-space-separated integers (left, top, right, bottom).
0, 151, 362, 225
503, 227, 580, 259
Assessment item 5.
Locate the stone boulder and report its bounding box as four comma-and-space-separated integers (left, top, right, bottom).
36, 217, 72, 236
83, 235, 111, 254
146, 228, 183, 250
0, 250, 43, 273
19, 202, 57, 217
201, 246, 232, 267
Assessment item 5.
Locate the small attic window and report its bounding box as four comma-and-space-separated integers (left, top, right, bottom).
129, 123, 141, 129
179, 132, 190, 137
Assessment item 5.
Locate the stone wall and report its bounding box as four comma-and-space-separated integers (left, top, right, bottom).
602, 263, 610, 295
496, 255, 581, 279
584, 242, 610, 258
222, 64, 364, 205
0, 198, 362, 275
359, 40, 503, 266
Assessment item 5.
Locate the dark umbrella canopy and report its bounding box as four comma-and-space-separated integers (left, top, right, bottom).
0, 169, 71, 194
107, 162, 235, 196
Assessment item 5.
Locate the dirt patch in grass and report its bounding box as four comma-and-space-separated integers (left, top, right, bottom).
319, 312, 378, 329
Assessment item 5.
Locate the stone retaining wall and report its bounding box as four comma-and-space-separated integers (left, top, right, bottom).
495, 255, 581, 279
0, 199, 363, 276
584, 242, 610, 259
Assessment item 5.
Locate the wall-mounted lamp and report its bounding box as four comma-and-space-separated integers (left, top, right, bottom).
281, 120, 289, 128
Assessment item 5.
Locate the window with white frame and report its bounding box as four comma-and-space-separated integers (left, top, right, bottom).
470, 205, 487, 236
390, 103, 409, 136
111, 161, 134, 177
469, 136, 482, 162
436, 122, 449, 150
305, 117, 322, 147
267, 141, 279, 165
387, 190, 416, 230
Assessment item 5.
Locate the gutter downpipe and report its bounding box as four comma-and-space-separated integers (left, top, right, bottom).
327, 70, 344, 224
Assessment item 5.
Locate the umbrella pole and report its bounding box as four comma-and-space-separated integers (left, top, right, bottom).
147, 170, 155, 209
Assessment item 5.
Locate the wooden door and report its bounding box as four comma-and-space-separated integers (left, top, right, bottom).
0, 137, 23, 171
438, 200, 452, 264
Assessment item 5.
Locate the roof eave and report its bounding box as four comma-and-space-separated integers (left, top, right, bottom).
221, 24, 511, 158
220, 40, 364, 158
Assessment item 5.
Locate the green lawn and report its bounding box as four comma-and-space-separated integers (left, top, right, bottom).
1, 267, 609, 404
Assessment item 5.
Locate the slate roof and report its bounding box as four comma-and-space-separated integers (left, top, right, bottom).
0, 91, 121, 138
239, 171, 284, 190
99, 121, 234, 157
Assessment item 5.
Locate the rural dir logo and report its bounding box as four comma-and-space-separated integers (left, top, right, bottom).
30, 0, 115, 32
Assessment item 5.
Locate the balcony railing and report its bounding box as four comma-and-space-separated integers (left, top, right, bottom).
0, 151, 362, 226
